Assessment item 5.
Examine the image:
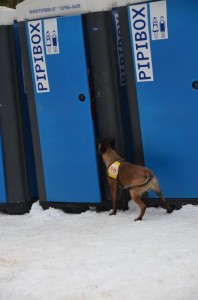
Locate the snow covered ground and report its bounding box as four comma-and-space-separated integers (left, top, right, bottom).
0, 201, 198, 300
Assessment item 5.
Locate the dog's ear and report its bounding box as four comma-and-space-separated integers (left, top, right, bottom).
109, 139, 115, 149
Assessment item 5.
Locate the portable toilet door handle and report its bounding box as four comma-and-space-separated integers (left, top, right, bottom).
78, 94, 86, 101
192, 81, 198, 90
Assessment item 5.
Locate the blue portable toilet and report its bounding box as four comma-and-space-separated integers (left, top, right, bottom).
17, 0, 102, 210
0, 7, 37, 214
118, 0, 198, 205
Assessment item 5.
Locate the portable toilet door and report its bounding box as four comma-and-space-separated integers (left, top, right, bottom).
118, 0, 198, 204
18, 10, 102, 208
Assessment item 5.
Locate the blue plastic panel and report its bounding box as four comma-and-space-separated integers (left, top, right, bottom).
0, 132, 6, 203
26, 15, 101, 203
128, 0, 198, 198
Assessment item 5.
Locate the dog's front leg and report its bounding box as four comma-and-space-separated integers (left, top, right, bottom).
108, 178, 117, 215
130, 190, 146, 221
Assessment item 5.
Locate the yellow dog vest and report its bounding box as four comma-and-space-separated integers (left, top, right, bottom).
107, 161, 121, 179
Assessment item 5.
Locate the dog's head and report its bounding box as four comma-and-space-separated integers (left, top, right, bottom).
97, 139, 115, 155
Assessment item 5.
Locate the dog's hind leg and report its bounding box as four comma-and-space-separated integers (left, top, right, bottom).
156, 190, 173, 213
150, 180, 173, 213
130, 190, 146, 221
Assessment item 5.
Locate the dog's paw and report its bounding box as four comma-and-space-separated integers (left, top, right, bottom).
109, 211, 116, 216
134, 217, 142, 221
166, 208, 173, 214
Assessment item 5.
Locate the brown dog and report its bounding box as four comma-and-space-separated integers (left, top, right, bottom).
98, 140, 173, 221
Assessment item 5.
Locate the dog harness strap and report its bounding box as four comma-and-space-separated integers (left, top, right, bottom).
107, 161, 121, 179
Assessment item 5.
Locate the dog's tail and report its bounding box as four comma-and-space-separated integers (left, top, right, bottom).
128, 176, 152, 191
146, 170, 158, 186
128, 170, 156, 191
145, 169, 154, 179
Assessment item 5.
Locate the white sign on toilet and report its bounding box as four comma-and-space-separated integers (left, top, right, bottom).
44, 18, 60, 55
149, 0, 168, 40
